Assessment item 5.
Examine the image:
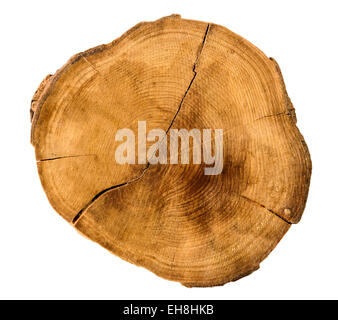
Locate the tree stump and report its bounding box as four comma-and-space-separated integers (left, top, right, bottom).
31, 15, 311, 287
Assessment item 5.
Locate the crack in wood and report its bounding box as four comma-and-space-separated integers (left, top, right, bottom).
239, 194, 292, 224
72, 24, 211, 225
72, 182, 128, 224
37, 154, 95, 162
254, 112, 288, 122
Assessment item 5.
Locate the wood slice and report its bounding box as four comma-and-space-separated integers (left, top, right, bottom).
31, 15, 311, 287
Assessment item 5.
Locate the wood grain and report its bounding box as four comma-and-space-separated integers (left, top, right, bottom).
31, 15, 311, 287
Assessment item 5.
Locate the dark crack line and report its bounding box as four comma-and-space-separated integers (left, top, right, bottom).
254, 112, 288, 122
165, 23, 210, 135
72, 24, 211, 225
239, 195, 292, 225
72, 163, 152, 224
37, 154, 94, 162
72, 182, 128, 224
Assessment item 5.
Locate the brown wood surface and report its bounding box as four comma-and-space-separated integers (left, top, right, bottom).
31, 15, 311, 287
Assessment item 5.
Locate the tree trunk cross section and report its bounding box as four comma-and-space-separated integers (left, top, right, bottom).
31, 15, 311, 287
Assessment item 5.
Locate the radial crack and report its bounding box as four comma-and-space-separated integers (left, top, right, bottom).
72, 24, 211, 224
37, 154, 95, 162
239, 195, 292, 224
165, 23, 210, 134
254, 112, 288, 122
72, 182, 128, 223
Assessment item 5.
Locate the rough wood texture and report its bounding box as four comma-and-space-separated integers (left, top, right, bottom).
31, 15, 311, 287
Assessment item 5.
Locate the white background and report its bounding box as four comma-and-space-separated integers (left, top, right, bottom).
0, 0, 337, 299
